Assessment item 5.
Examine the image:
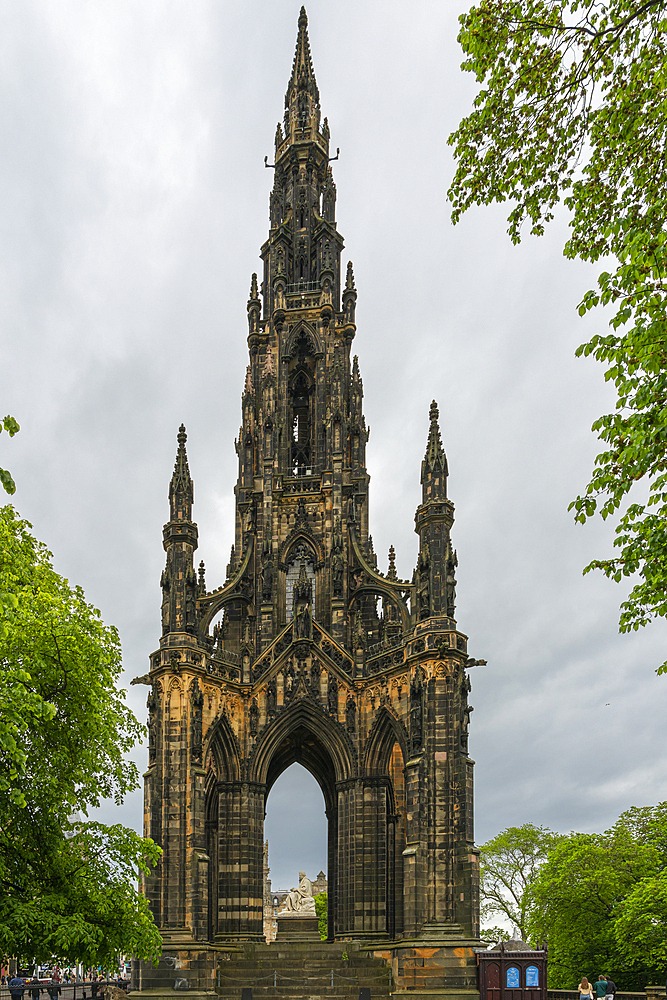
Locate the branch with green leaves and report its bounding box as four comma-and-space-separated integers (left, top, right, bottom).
0, 415, 19, 495
448, 0, 667, 671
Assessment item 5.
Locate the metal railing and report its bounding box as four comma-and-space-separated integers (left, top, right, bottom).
0, 983, 129, 1000
217, 967, 392, 989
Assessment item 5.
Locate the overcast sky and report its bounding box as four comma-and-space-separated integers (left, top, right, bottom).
2, 0, 665, 894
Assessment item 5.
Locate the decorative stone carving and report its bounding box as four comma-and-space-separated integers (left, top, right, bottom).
327, 673, 338, 716
446, 544, 458, 617
345, 693, 356, 732
410, 669, 423, 754
266, 677, 277, 717
249, 697, 259, 737
147, 684, 158, 765
190, 678, 204, 763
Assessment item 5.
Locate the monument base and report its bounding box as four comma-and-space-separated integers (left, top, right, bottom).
276, 911, 321, 942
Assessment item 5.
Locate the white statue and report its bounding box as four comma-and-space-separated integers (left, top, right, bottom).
283, 871, 316, 913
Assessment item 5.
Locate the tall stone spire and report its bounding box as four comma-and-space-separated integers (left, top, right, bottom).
421, 399, 448, 502
162, 424, 198, 638
169, 423, 194, 521
142, 15, 480, 984
285, 7, 320, 113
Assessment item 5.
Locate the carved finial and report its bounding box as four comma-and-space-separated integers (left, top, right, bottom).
426, 400, 445, 465
352, 355, 360, 381
421, 399, 448, 493
169, 424, 193, 520
198, 559, 206, 595
286, 4, 319, 112
245, 365, 253, 395
345, 261, 355, 290
249, 272, 259, 300
388, 545, 397, 580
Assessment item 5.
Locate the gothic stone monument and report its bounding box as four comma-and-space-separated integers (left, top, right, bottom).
137, 8, 482, 999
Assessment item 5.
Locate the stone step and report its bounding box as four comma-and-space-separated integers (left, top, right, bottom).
218, 961, 388, 970
216, 982, 392, 1000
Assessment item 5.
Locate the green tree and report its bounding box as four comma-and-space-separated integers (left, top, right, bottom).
448, 0, 667, 670
527, 805, 667, 988
479, 823, 561, 939
314, 891, 328, 940
0, 415, 19, 495
480, 925, 511, 944
0, 504, 161, 967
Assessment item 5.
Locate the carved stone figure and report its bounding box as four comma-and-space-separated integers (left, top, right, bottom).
446, 546, 458, 617
190, 678, 204, 763
249, 698, 259, 737
262, 555, 274, 603
284, 664, 295, 701
331, 523, 344, 595
147, 685, 158, 765
327, 673, 338, 716
283, 871, 316, 914
266, 677, 277, 716
346, 693, 356, 732
410, 671, 423, 754
295, 603, 311, 638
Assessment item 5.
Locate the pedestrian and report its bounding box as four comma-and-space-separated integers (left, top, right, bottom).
603, 974, 617, 1000
594, 976, 607, 1000
91, 979, 98, 1000
28, 978, 41, 1000
578, 978, 594, 999
46, 978, 61, 1000
8, 976, 26, 1000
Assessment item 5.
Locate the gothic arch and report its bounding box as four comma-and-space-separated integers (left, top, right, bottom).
364, 706, 408, 776
284, 319, 322, 358
280, 532, 323, 568
204, 712, 241, 782
348, 584, 411, 631
248, 698, 355, 808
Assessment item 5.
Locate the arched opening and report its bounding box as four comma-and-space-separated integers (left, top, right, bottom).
264, 763, 327, 941
205, 698, 405, 944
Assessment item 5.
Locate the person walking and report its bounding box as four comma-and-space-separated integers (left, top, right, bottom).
578, 978, 594, 999
46, 978, 61, 1000
28, 978, 41, 1000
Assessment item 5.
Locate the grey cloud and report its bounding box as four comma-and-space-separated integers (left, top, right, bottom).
2, 0, 665, 879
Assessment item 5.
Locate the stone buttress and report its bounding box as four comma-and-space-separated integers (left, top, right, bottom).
136, 9, 482, 1000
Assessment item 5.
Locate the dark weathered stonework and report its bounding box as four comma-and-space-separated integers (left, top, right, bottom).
137, 9, 482, 1000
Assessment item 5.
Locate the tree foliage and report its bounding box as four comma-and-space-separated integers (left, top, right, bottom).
0, 415, 19, 495
0, 504, 161, 966
314, 891, 328, 941
528, 820, 660, 987
479, 823, 562, 939
484, 807, 667, 988
448, 0, 667, 670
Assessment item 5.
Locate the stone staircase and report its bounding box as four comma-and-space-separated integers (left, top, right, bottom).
215, 941, 392, 1000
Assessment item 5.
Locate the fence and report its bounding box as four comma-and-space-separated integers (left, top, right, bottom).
0, 983, 129, 1000
217, 967, 392, 990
